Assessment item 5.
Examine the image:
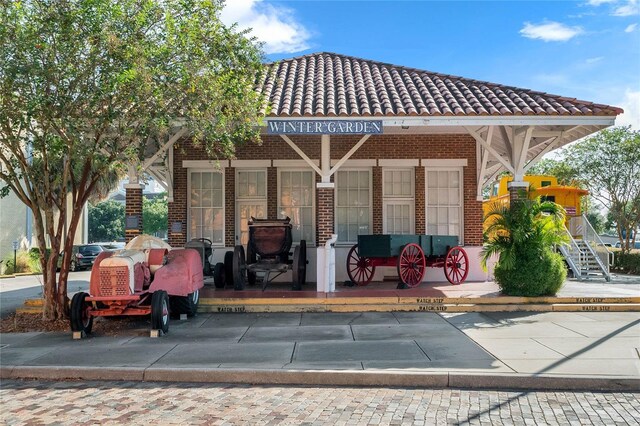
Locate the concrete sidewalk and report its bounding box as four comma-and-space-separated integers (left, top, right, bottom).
1, 311, 638, 390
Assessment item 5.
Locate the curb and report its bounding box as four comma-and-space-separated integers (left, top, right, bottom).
2, 366, 638, 391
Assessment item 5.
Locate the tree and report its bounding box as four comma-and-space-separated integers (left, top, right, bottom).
0, 0, 265, 319
89, 201, 125, 242
526, 158, 580, 186
564, 127, 640, 252
143, 195, 167, 237
482, 198, 568, 296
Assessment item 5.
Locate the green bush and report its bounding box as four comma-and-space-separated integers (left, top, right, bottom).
1, 250, 42, 274
494, 249, 567, 296
482, 197, 569, 297
613, 251, 640, 275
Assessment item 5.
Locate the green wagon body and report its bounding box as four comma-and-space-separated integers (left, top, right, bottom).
357, 234, 459, 258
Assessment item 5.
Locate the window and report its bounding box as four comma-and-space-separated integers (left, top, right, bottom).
189, 170, 224, 244
236, 170, 267, 246
335, 170, 371, 243
541, 181, 552, 187
383, 168, 414, 234
279, 170, 314, 243
426, 169, 462, 239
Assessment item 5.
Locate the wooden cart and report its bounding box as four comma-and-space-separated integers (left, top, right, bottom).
346, 234, 469, 287
232, 217, 307, 291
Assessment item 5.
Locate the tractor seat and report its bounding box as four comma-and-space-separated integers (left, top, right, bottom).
146, 248, 169, 277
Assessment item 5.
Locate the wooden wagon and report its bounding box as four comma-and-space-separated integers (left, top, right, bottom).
232, 217, 307, 291
346, 234, 469, 287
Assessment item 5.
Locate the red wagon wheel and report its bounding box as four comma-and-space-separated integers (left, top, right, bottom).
396, 243, 426, 288
346, 244, 375, 286
444, 246, 469, 285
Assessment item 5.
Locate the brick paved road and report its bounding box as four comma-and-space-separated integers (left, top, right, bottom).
0, 380, 638, 425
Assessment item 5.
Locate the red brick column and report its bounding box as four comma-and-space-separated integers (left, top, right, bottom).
316, 187, 334, 245
372, 166, 382, 235
508, 182, 529, 205
415, 166, 426, 234
267, 166, 278, 219
125, 185, 143, 243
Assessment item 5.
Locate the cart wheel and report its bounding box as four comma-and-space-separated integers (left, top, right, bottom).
213, 262, 225, 288
397, 243, 426, 288
346, 244, 375, 286
292, 240, 307, 290
224, 251, 234, 286
70, 292, 93, 334
444, 246, 469, 285
151, 290, 170, 334
232, 245, 246, 290
247, 244, 257, 286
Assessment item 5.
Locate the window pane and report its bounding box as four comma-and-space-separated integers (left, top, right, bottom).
336, 170, 371, 242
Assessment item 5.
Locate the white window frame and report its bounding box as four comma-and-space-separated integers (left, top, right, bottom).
187, 168, 225, 247
277, 168, 315, 245
235, 168, 268, 246
334, 167, 373, 245
425, 166, 464, 244
382, 168, 415, 234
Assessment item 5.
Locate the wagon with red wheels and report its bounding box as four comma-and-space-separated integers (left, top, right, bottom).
346, 234, 469, 287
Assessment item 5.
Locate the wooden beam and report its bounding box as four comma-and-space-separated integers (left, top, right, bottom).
329, 134, 371, 177
523, 135, 562, 173
514, 126, 533, 180
466, 126, 514, 173
142, 128, 187, 170
279, 135, 323, 176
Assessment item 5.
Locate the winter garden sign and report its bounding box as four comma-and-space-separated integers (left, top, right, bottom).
267, 120, 383, 135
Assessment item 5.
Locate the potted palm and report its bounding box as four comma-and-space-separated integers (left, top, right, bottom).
481, 197, 568, 296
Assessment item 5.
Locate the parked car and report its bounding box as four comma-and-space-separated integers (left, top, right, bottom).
57, 244, 119, 272
613, 241, 640, 249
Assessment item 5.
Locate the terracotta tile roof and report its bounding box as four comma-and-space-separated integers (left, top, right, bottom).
257, 52, 623, 118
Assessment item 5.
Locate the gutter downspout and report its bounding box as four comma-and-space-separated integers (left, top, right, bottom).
324, 234, 338, 293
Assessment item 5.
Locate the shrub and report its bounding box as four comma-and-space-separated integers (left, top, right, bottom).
2, 250, 42, 275
494, 249, 567, 296
482, 197, 569, 296
613, 251, 640, 275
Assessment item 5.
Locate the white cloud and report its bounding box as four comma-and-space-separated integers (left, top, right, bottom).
520, 21, 584, 42
612, 0, 640, 16
585, 56, 604, 63
586, 0, 616, 5
615, 89, 640, 130
625, 23, 638, 32
221, 0, 311, 54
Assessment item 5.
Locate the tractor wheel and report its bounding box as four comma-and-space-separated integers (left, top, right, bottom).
151, 290, 170, 334
170, 289, 199, 317
224, 251, 234, 287
70, 292, 93, 334
232, 245, 246, 291
213, 262, 225, 288
292, 240, 307, 290
247, 244, 257, 286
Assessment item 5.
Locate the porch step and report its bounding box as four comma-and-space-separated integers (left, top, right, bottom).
18, 296, 640, 315
198, 296, 640, 313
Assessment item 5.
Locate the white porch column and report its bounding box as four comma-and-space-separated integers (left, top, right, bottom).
316, 134, 336, 292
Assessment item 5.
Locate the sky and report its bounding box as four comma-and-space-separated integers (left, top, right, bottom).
221, 0, 640, 129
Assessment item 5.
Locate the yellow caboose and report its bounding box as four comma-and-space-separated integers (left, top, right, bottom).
483, 175, 588, 232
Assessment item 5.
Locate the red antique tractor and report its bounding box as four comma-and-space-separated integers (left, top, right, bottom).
69, 247, 203, 337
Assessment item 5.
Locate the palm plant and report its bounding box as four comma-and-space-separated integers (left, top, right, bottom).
481, 197, 569, 296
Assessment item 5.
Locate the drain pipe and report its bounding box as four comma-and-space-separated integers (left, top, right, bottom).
324, 234, 338, 292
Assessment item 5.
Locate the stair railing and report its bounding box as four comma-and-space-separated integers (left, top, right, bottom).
579, 213, 612, 280
558, 225, 584, 280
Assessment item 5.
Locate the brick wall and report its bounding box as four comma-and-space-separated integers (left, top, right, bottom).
225, 167, 235, 247
168, 133, 483, 247
125, 186, 143, 243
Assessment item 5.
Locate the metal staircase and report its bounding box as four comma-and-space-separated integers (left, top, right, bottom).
559, 214, 613, 281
